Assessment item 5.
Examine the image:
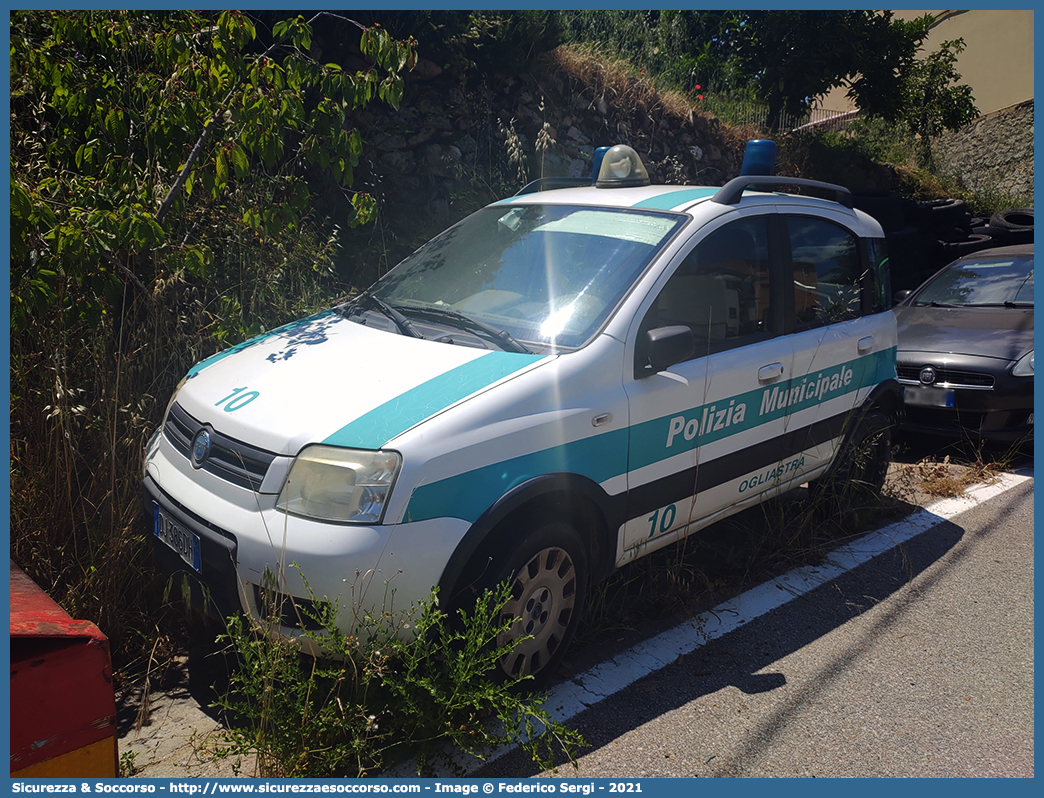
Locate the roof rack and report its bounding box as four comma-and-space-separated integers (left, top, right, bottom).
514, 177, 592, 195
712, 175, 853, 209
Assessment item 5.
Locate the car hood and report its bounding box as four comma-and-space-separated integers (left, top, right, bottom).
174, 310, 549, 454
894, 304, 1034, 362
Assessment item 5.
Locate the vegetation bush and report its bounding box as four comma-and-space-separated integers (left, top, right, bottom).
208, 577, 585, 777
9, 9, 415, 673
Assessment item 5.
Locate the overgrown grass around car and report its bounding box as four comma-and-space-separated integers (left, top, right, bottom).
569, 437, 1021, 670
202, 576, 586, 777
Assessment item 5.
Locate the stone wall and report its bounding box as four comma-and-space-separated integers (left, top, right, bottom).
343, 48, 747, 278
933, 99, 1034, 197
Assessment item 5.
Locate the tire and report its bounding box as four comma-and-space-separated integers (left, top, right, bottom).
971, 224, 1013, 245
941, 234, 995, 259
990, 208, 1033, 232
489, 520, 589, 682
812, 409, 892, 517
917, 198, 966, 229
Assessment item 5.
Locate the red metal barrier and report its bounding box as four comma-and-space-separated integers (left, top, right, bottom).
9, 561, 118, 777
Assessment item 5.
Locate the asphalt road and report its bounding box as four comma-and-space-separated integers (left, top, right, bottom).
476, 474, 1034, 778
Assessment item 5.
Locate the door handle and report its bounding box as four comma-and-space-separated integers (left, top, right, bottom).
758, 363, 784, 382
858, 336, 874, 353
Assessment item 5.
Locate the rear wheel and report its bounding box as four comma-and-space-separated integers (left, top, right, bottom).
490, 520, 588, 682
812, 409, 892, 521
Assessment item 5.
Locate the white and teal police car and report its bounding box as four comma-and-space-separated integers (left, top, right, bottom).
144, 143, 901, 679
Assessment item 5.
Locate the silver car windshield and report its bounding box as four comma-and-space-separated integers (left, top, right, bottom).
915, 254, 1034, 307
369, 204, 685, 349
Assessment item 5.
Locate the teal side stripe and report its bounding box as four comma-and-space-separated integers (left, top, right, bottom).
632, 188, 718, 210
324, 351, 542, 450
404, 347, 895, 524
627, 348, 895, 470
405, 428, 629, 524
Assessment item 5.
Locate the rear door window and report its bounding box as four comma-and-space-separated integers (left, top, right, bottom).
788, 216, 864, 329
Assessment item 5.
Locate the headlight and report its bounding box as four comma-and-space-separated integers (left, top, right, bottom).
276, 446, 402, 524
1012, 350, 1034, 377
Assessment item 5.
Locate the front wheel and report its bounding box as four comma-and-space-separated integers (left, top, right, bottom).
491, 521, 589, 682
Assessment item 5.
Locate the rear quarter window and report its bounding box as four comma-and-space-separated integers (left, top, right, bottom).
867, 237, 891, 312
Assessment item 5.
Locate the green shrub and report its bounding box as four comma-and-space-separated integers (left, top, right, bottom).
209, 575, 586, 777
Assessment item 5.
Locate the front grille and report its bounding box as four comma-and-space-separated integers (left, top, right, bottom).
896, 365, 995, 390
165, 402, 277, 490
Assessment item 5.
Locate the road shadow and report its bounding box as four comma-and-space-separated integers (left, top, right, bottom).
473, 513, 966, 777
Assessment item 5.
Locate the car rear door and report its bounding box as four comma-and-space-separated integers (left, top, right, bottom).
777, 210, 895, 478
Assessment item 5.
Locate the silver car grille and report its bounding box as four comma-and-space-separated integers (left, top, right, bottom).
164, 402, 277, 490
896, 365, 995, 390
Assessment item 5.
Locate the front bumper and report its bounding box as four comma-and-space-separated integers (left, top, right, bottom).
898, 357, 1033, 443
143, 427, 471, 635
144, 475, 244, 620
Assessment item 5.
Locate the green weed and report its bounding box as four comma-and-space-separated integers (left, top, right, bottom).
207, 573, 586, 777
119, 750, 140, 778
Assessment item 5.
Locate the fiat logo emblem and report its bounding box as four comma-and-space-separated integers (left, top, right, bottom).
919, 366, 937, 386
191, 428, 213, 468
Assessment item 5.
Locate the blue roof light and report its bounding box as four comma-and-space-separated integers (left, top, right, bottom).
740, 139, 776, 176
592, 146, 610, 183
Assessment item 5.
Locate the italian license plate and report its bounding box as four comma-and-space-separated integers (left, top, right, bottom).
153, 506, 202, 573
905, 386, 956, 408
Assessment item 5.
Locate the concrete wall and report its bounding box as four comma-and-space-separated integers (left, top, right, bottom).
819, 10, 1033, 115
895, 9, 1033, 116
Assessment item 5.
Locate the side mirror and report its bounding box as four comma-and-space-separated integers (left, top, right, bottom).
639, 325, 695, 378
893, 289, 912, 305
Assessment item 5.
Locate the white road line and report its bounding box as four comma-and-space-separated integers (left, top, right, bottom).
388, 469, 1033, 776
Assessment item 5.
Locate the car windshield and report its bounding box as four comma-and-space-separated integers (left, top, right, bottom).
914, 253, 1034, 307
367, 204, 685, 349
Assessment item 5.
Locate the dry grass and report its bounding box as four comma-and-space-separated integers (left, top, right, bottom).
542, 45, 753, 151
910, 454, 1002, 498
546, 44, 696, 121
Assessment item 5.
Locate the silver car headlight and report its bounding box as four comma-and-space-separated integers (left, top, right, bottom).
276, 446, 402, 524
1012, 350, 1034, 377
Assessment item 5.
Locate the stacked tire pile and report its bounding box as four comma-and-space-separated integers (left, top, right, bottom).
852, 191, 1034, 292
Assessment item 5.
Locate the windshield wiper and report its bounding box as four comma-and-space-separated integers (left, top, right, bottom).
402, 305, 532, 354
354, 293, 424, 339
952, 301, 1035, 309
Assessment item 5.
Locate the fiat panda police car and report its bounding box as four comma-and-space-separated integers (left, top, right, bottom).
144, 142, 901, 680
